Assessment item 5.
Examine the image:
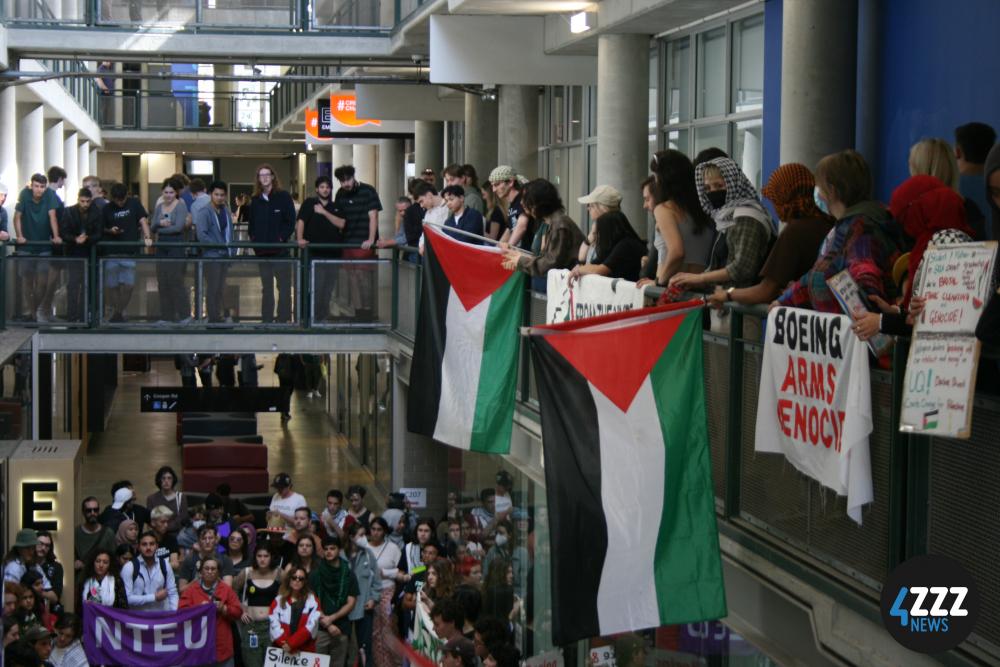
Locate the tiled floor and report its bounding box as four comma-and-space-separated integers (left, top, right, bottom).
81, 356, 375, 513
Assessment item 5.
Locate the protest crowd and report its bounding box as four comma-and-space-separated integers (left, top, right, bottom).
3, 114, 1000, 667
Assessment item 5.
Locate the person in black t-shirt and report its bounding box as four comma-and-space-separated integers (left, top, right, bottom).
568, 210, 646, 283
296, 176, 346, 322
101, 182, 150, 322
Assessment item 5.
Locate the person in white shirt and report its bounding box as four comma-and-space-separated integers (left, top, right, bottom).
268, 473, 307, 527
121, 532, 178, 611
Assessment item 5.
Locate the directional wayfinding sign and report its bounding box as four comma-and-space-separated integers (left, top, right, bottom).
139, 387, 287, 413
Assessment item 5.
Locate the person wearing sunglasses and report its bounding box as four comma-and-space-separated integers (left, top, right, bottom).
73, 497, 116, 574
268, 566, 321, 655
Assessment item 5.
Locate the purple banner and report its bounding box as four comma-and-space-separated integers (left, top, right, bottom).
82, 602, 217, 667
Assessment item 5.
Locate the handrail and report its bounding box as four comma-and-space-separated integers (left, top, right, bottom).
99, 89, 270, 132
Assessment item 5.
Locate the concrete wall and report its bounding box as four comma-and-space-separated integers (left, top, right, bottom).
96, 152, 123, 184
217, 157, 293, 187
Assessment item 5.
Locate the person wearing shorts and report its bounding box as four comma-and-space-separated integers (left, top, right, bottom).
102, 182, 150, 322
13, 173, 61, 322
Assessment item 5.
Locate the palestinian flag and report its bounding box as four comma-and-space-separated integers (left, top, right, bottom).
527, 302, 727, 645
407, 224, 525, 453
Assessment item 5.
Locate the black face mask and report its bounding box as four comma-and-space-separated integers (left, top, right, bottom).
706, 190, 727, 209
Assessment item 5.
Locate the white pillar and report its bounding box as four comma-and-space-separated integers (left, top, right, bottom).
78, 141, 90, 189
63, 132, 80, 201
44, 121, 65, 190
90, 149, 98, 177
0, 86, 17, 207
780, 0, 858, 167
596, 34, 650, 235
497, 85, 539, 178
465, 93, 499, 177
414, 121, 444, 181
353, 144, 377, 186
17, 104, 45, 184
377, 138, 405, 240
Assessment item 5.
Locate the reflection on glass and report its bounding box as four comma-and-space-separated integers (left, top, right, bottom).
732, 15, 765, 113
694, 124, 728, 160
734, 118, 764, 188
570, 86, 583, 141
666, 37, 690, 124
551, 87, 566, 144
696, 27, 726, 118
667, 129, 690, 154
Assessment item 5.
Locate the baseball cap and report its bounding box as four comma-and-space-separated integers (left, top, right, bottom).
205, 493, 224, 510
271, 473, 292, 489
111, 487, 134, 510
488, 165, 516, 183
578, 184, 623, 208
443, 637, 476, 664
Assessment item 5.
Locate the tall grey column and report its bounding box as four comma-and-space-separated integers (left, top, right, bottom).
17, 104, 45, 183
89, 149, 98, 177
414, 121, 444, 178
63, 132, 80, 200
464, 93, 499, 177
78, 141, 90, 190
377, 139, 405, 240
497, 85, 539, 178
0, 86, 17, 200
353, 144, 377, 186
780, 0, 858, 168
44, 120, 65, 174
214, 64, 235, 129
596, 34, 650, 235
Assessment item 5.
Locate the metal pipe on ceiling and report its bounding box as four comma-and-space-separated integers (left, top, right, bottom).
0, 71, 428, 87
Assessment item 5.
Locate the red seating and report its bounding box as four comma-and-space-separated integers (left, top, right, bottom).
183, 441, 267, 470
183, 469, 270, 494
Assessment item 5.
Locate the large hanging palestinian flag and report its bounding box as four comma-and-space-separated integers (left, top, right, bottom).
526, 302, 727, 645
407, 224, 525, 454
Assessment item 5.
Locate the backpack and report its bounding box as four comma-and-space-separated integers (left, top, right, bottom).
131, 556, 168, 588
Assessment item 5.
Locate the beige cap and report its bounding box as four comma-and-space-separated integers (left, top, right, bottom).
578, 184, 622, 208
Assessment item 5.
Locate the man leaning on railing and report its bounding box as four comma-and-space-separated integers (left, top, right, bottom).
194, 180, 236, 324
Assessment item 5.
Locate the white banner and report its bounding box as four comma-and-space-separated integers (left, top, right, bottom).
755, 307, 874, 524
545, 270, 647, 324
263, 647, 330, 667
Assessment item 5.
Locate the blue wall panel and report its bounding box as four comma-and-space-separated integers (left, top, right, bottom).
876, 0, 1000, 199
761, 0, 783, 190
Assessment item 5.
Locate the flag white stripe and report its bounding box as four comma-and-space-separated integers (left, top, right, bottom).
593, 377, 665, 634
432, 287, 489, 450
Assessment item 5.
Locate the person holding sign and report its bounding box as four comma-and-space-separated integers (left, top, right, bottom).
179, 556, 243, 667
775, 150, 905, 314
852, 175, 973, 340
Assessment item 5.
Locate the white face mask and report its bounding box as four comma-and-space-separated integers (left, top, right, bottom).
494, 534, 508, 547
354, 536, 369, 549
192, 520, 205, 530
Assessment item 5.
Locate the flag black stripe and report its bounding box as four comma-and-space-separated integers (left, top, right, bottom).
406, 240, 451, 436
530, 335, 608, 645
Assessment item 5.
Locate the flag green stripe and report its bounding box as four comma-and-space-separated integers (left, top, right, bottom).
469, 271, 525, 454
650, 310, 728, 623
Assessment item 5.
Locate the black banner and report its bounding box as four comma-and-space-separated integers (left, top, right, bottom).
139, 387, 286, 413
317, 97, 333, 138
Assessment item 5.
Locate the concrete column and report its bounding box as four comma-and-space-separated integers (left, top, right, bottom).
17, 104, 45, 184
780, 0, 858, 168
78, 141, 90, 191
464, 93, 499, 176
377, 138, 405, 240
497, 85, 539, 178
0, 86, 17, 205
214, 64, 234, 129
44, 121, 65, 183
414, 120, 444, 179
353, 144, 377, 186
89, 149, 98, 177
596, 34, 650, 234
63, 132, 80, 200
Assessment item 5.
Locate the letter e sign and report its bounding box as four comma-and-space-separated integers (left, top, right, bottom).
22, 482, 58, 530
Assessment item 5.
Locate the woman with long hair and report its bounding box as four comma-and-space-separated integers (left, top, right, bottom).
569, 210, 646, 283
17, 571, 52, 632
397, 518, 435, 583
225, 528, 252, 571
151, 176, 191, 322
284, 534, 318, 576
248, 162, 296, 324
268, 566, 321, 654
368, 517, 402, 667
481, 183, 507, 241
640, 150, 715, 287
421, 559, 457, 608
146, 465, 189, 537
80, 549, 128, 609
234, 544, 282, 667
482, 521, 528, 600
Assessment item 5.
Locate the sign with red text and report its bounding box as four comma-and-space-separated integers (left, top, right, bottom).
755, 307, 874, 524
911, 242, 997, 335
899, 242, 996, 438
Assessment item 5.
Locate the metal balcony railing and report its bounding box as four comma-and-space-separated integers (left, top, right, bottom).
268, 64, 333, 129
36, 59, 102, 121
98, 90, 271, 133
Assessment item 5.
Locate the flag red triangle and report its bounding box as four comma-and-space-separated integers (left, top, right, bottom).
542, 306, 693, 412
426, 225, 515, 311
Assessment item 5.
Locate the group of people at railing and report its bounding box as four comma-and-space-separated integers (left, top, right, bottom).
0, 162, 384, 326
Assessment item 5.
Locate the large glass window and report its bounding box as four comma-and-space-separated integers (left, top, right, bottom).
550, 87, 566, 145
539, 85, 596, 224
659, 9, 765, 187
569, 86, 584, 142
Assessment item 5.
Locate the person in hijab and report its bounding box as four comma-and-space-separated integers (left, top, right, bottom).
669, 156, 774, 292
776, 149, 904, 312
380, 508, 406, 548
114, 519, 139, 555
708, 163, 834, 308
853, 175, 973, 340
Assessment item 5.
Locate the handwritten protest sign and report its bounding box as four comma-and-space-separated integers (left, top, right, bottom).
900, 242, 997, 438
826, 270, 893, 356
